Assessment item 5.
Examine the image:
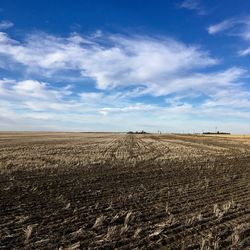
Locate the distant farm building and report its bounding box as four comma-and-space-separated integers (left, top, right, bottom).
203, 131, 231, 135
127, 130, 148, 134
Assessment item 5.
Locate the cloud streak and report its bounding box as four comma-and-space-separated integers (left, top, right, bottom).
208, 16, 250, 56
208, 19, 236, 34
0, 29, 249, 132
179, 0, 206, 15
208, 17, 250, 39
0, 31, 218, 94
0, 20, 14, 30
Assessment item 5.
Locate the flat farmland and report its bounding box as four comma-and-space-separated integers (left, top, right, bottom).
0, 133, 250, 249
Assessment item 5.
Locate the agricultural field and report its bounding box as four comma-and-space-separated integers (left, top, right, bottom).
0, 132, 250, 249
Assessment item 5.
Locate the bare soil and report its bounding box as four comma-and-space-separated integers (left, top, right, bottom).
0, 133, 250, 249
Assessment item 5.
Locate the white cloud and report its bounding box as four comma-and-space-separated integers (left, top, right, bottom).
13, 80, 48, 98
208, 16, 250, 56
80, 92, 104, 102
0, 31, 249, 132
202, 88, 250, 109
208, 19, 236, 34
0, 31, 218, 93
180, 0, 206, 15
207, 17, 250, 39
208, 17, 250, 41
143, 67, 246, 96
0, 20, 13, 30
99, 103, 155, 115
81, 36, 218, 90
0, 77, 250, 133
0, 79, 77, 112
238, 47, 250, 56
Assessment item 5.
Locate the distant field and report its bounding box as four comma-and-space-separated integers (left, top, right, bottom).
0, 133, 250, 249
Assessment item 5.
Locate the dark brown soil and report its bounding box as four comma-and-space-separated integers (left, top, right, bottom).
0, 133, 249, 249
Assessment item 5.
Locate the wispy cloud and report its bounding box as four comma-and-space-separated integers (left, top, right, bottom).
238, 47, 250, 56
0, 79, 75, 111
208, 19, 236, 34
208, 16, 250, 56
0, 31, 218, 93
0, 30, 250, 132
0, 20, 13, 30
179, 0, 206, 15
0, 71, 249, 132
207, 17, 250, 37
99, 103, 155, 116
2, 31, 245, 114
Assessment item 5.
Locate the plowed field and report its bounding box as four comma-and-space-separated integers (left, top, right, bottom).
0, 133, 250, 249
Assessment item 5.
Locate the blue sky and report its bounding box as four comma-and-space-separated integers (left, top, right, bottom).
0, 0, 250, 133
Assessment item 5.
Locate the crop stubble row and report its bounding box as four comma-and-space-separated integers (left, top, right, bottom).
0, 133, 249, 249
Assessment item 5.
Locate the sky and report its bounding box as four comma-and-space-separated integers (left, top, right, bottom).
0, 0, 250, 133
